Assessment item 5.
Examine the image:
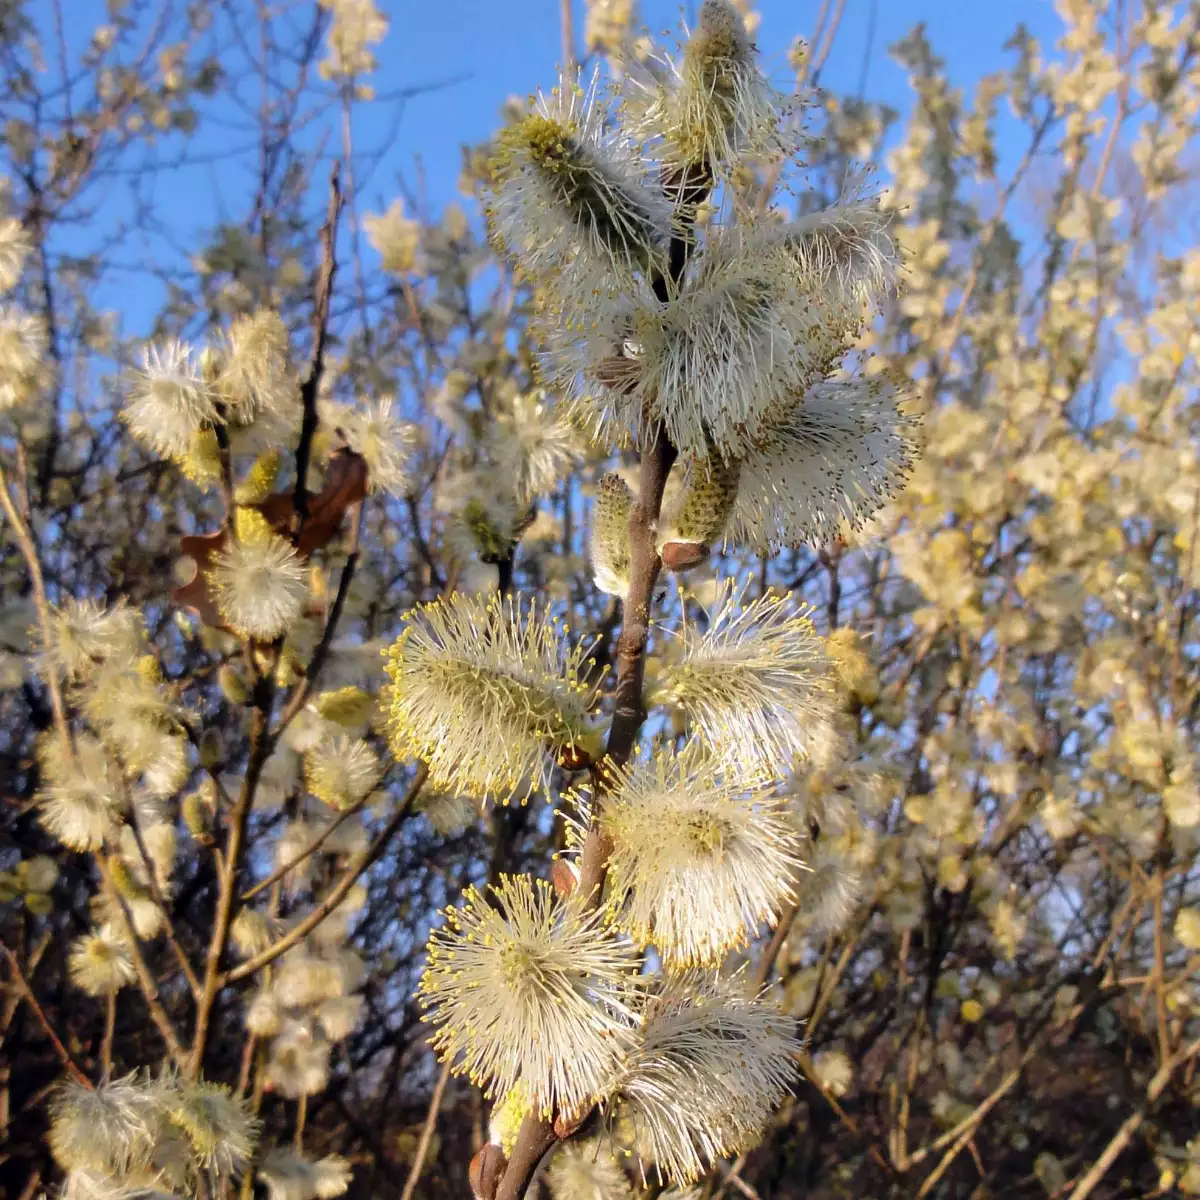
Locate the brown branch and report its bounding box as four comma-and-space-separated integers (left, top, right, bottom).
188, 697, 276, 1077
241, 790, 368, 901
275, 498, 364, 736
400, 1060, 452, 1200
294, 162, 344, 524
1066, 1035, 1200, 1200
96, 856, 190, 1069
222, 764, 427, 984
560, 0, 576, 75
753, 901, 798, 992
1, 944, 93, 1088
492, 157, 712, 1200
0, 457, 72, 756
126, 801, 202, 996
100, 993, 116, 1080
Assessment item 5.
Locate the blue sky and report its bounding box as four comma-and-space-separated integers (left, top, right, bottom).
36, 0, 1068, 336
384, 0, 1064, 213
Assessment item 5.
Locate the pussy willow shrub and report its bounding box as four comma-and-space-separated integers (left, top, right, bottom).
5, 0, 1200, 1198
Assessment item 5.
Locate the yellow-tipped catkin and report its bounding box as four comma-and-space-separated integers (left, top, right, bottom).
218, 663, 251, 706
232, 506, 274, 546
486, 71, 671, 291
315, 686, 376, 729
826, 626, 880, 706
382, 592, 599, 799
233, 449, 281, 504
180, 428, 223, 486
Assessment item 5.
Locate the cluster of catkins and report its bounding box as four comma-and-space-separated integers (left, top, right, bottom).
47, 1069, 350, 1200
34, 288, 419, 1194
390, 0, 916, 1192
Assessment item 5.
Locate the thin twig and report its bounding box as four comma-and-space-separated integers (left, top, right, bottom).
752, 901, 798, 991
223, 765, 427, 983
1066, 1035, 1200, 1200
241, 789, 369, 901
560, 0, 576, 74
1, 945, 93, 1088
126, 803, 202, 996
400, 1061, 452, 1200
188, 699, 275, 1077
0, 459, 72, 756
293, 163, 344, 524
275, 499, 364, 736
96, 856, 189, 1069
100, 992, 116, 1080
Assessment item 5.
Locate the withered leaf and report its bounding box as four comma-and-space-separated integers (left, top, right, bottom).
173, 448, 368, 630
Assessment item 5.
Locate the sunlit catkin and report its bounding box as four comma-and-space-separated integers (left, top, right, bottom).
659, 582, 836, 774
381, 591, 599, 798
418, 874, 641, 1115
590, 745, 805, 968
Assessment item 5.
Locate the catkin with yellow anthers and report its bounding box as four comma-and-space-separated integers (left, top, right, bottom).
486, 70, 671, 292
164, 1078, 258, 1175
590, 472, 634, 596
218, 663, 251, 706
727, 374, 918, 551
211, 528, 308, 641
826, 627, 880, 706
218, 309, 294, 422
768, 190, 899, 314
462, 499, 514, 561
182, 787, 214, 841
542, 231, 839, 461
232, 506, 274, 546
614, 973, 799, 1184
488, 1084, 532, 1159
180, 428, 223, 486
304, 734, 381, 810
628, 0, 786, 177
657, 453, 740, 567
47, 1075, 164, 1176
661, 581, 837, 775
548, 1139, 634, 1200
418, 874, 641, 1114
69, 929, 135, 996
38, 734, 127, 852
233, 449, 281, 504
593, 747, 804, 969
381, 592, 600, 799
315, 686, 376, 729
108, 856, 144, 900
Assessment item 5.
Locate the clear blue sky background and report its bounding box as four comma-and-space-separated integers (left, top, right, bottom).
385, 0, 1062, 211
40, 0, 1067, 335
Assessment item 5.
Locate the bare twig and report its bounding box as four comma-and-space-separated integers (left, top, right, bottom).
241, 790, 369, 901
275, 499, 365, 735
1066, 1035, 1200, 1200
752, 901, 798, 991
126, 803, 202, 996
0, 458, 72, 756
100, 993, 116, 1080
293, 163, 344, 524
560, 0, 576, 75
223, 764, 427, 983
96, 856, 189, 1069
188, 699, 274, 1077
400, 1061, 452, 1200
1, 944, 93, 1088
